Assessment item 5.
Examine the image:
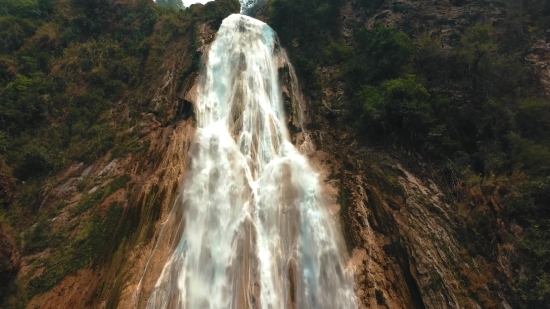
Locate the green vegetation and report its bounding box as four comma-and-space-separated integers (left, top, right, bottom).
0, 0, 160, 187
267, 0, 550, 307
0, 0, 239, 186
268, 0, 343, 92
71, 175, 130, 216
345, 24, 413, 90
28, 202, 126, 298
12, 171, 132, 303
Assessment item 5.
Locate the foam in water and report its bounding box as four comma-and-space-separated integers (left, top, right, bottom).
146, 14, 356, 309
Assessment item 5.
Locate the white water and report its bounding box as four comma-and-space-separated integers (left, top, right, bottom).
146, 13, 356, 309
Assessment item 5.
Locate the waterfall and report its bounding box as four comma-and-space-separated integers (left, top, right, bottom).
146, 12, 356, 309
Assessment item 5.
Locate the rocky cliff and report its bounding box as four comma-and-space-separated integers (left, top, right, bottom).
1, 0, 549, 308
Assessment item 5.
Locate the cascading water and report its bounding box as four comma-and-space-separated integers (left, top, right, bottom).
145, 9, 356, 309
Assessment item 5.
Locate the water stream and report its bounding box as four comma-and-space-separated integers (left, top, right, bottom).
145, 6, 356, 309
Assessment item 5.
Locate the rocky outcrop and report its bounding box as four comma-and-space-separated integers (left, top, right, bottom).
339, 160, 473, 309
297, 117, 512, 308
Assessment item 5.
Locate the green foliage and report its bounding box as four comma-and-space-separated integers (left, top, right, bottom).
22, 214, 50, 254
28, 202, 126, 297
268, 0, 343, 91
322, 39, 355, 64
268, 0, 342, 51
514, 0, 550, 30
499, 174, 550, 308
516, 99, 550, 143
273, 1, 550, 305
459, 24, 497, 92
346, 23, 413, 89
508, 134, 550, 177
186, 0, 240, 29
14, 144, 55, 180
413, 34, 447, 84
357, 0, 384, 11
0, 0, 55, 19
0, 17, 37, 54
357, 75, 434, 142
0, 0, 193, 181
0, 74, 53, 134
111, 137, 150, 158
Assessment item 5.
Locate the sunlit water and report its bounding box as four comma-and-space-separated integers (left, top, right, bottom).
146, 12, 356, 309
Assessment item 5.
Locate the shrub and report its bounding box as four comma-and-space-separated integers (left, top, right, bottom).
345, 23, 413, 90
0, 74, 52, 134
516, 99, 550, 143
0, 17, 37, 54
13, 145, 54, 180
357, 74, 435, 143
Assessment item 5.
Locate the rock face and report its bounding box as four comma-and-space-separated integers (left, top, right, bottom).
297, 108, 512, 308
342, 162, 472, 309
8, 1, 537, 308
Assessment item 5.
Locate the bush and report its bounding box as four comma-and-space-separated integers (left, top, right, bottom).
13, 145, 54, 181
516, 99, 550, 143
507, 134, 550, 177
0, 17, 37, 54
413, 34, 447, 84
322, 39, 355, 64
268, 0, 342, 91
0, 74, 52, 134
357, 74, 435, 143
0, 0, 55, 19
345, 23, 413, 90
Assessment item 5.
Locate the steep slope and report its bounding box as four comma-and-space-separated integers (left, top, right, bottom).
263, 0, 550, 308
1, 0, 549, 308
0, 0, 240, 307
